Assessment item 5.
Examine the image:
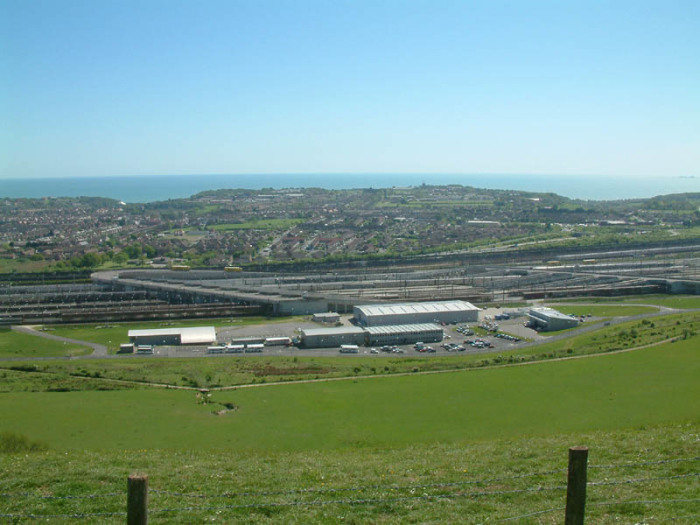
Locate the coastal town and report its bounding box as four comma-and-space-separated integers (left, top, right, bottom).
1, 185, 698, 272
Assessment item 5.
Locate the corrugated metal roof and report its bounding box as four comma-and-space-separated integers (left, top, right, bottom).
364, 323, 443, 335
357, 300, 479, 317
529, 307, 575, 321
301, 326, 366, 337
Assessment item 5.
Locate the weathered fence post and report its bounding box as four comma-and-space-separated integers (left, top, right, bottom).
565, 446, 588, 525
127, 474, 148, 525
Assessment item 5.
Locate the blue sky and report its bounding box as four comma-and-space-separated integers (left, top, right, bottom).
1, 0, 698, 179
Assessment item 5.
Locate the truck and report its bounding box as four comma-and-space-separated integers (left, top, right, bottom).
339, 344, 359, 354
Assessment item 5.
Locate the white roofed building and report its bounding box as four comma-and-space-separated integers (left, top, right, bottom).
128, 326, 217, 346
527, 307, 579, 332
353, 300, 479, 327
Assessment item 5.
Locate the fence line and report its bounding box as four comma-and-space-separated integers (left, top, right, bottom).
148, 484, 569, 515
0, 456, 688, 500
670, 514, 700, 521
4, 454, 694, 502
588, 472, 699, 486
150, 467, 567, 500
494, 506, 564, 523
587, 498, 700, 508
0, 510, 125, 520
1, 449, 697, 522
588, 455, 699, 470
0, 491, 121, 500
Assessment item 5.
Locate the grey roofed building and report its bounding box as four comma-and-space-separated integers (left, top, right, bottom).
128, 326, 217, 346
527, 307, 579, 332
354, 300, 479, 327
300, 326, 366, 348
364, 323, 444, 346
312, 312, 341, 323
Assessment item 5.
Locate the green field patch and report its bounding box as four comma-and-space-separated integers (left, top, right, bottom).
548, 294, 700, 309
1, 339, 697, 452
0, 330, 89, 358
542, 304, 658, 317
0, 367, 138, 393
211, 218, 304, 231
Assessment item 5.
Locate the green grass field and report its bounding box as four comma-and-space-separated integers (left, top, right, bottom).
0, 330, 89, 358
210, 218, 304, 230
1, 338, 697, 452
0, 340, 697, 523
548, 294, 700, 309
541, 303, 659, 317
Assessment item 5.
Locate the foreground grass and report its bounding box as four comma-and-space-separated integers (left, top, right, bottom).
0, 423, 697, 524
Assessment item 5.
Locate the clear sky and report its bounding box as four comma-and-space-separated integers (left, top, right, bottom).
1, 0, 698, 179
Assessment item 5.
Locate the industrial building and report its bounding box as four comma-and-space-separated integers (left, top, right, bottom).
365, 323, 443, 346
354, 300, 479, 327
526, 307, 579, 332
299, 326, 366, 348
299, 323, 444, 348
128, 326, 217, 346
312, 312, 341, 323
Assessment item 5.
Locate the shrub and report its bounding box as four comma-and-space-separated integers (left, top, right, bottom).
0, 432, 48, 454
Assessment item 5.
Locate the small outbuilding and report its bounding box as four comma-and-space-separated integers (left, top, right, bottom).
312, 312, 341, 324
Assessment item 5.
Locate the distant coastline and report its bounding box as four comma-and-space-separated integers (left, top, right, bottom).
0, 173, 697, 203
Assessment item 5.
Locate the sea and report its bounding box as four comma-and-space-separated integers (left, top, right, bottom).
0, 174, 697, 204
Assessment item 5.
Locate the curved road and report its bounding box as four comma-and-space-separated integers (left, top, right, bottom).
11, 325, 108, 357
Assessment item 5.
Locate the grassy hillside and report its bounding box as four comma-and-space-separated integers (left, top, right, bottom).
1, 338, 697, 452
0, 423, 697, 524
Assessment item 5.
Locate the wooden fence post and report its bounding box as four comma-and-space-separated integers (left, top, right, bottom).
565, 446, 588, 525
127, 474, 148, 525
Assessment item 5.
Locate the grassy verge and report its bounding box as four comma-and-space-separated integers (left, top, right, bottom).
541, 304, 659, 317
0, 330, 89, 358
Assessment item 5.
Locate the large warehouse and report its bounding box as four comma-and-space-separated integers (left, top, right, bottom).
299, 323, 445, 348
354, 300, 479, 327
128, 326, 217, 346
527, 307, 579, 332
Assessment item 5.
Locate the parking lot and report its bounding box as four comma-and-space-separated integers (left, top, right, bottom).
143, 310, 541, 359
